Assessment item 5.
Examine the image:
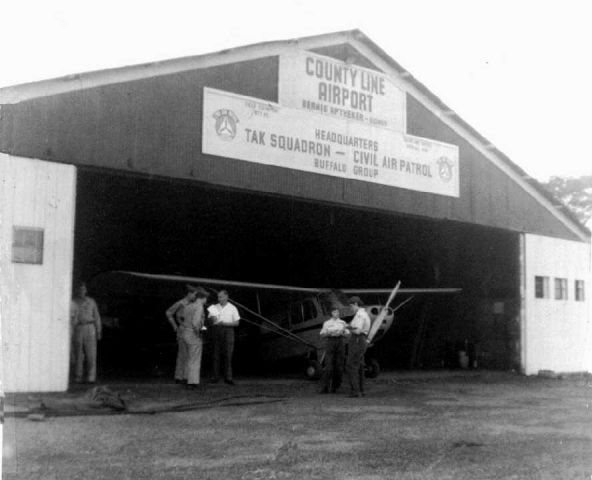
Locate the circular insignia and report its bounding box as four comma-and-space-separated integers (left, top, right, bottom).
437, 156, 454, 183
213, 109, 239, 141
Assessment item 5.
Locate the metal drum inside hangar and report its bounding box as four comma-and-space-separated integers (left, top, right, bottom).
1, 30, 590, 392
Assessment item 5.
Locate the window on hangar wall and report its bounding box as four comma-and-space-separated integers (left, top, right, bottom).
554, 278, 568, 300
535, 276, 550, 299
12, 226, 44, 264
575, 280, 586, 301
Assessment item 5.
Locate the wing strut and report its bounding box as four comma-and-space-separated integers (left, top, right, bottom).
204, 287, 317, 349
392, 296, 414, 313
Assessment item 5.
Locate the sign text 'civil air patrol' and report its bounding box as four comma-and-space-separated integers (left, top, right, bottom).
202, 88, 459, 197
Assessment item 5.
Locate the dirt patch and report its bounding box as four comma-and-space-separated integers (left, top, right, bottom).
326, 405, 415, 414
362, 413, 424, 422
297, 432, 365, 453
159, 453, 275, 469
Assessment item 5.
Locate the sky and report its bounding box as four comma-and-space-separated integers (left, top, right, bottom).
2, 0, 591, 182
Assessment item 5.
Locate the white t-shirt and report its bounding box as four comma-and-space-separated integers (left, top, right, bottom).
350, 308, 371, 335
320, 318, 348, 337
208, 302, 240, 326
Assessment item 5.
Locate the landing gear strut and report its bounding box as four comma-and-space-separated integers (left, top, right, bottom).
305, 354, 380, 380
305, 359, 321, 380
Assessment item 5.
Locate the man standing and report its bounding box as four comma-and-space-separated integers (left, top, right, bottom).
319, 306, 349, 394
71, 282, 102, 384
208, 290, 240, 385
346, 296, 370, 398
165, 285, 198, 384
181, 287, 209, 389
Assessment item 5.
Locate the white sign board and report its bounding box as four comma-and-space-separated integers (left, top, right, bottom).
279, 51, 406, 132
202, 88, 459, 198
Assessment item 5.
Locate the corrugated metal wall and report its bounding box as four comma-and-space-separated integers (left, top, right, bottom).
0, 53, 581, 242
0, 154, 76, 392
406, 97, 575, 238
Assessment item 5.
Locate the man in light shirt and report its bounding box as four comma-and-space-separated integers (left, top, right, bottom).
208, 290, 240, 385
319, 306, 349, 394
346, 296, 371, 398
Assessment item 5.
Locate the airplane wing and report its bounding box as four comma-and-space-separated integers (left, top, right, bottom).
341, 287, 462, 294
97, 270, 326, 293
93, 270, 462, 295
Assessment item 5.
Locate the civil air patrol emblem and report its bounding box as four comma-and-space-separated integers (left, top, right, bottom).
436, 156, 454, 183
213, 109, 239, 141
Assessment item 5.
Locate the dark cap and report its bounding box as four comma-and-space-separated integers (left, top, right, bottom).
194, 286, 209, 298
348, 296, 363, 306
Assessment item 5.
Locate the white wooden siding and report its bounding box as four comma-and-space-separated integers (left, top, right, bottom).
0, 154, 76, 392
523, 233, 592, 375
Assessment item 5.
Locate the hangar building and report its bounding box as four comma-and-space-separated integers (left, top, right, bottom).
1, 30, 590, 392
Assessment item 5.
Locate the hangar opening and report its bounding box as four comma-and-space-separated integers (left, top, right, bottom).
74, 168, 521, 380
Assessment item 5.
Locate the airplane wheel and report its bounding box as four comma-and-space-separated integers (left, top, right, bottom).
365, 358, 380, 378
305, 360, 321, 380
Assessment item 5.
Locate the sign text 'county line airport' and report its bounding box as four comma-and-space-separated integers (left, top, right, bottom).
279, 50, 406, 132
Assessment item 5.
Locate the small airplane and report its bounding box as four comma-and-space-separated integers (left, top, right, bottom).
89, 270, 461, 379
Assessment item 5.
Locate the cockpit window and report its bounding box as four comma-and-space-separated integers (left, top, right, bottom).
289, 302, 304, 324
302, 300, 318, 321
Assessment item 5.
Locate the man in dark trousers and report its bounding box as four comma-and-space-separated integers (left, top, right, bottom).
208, 290, 240, 385
319, 305, 349, 394
346, 296, 370, 398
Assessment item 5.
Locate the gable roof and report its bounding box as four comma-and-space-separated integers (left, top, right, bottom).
1, 29, 589, 240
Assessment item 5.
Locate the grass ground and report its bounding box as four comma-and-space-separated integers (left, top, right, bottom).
3, 371, 592, 479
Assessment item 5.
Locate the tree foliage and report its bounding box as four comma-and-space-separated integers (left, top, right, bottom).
542, 175, 592, 226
